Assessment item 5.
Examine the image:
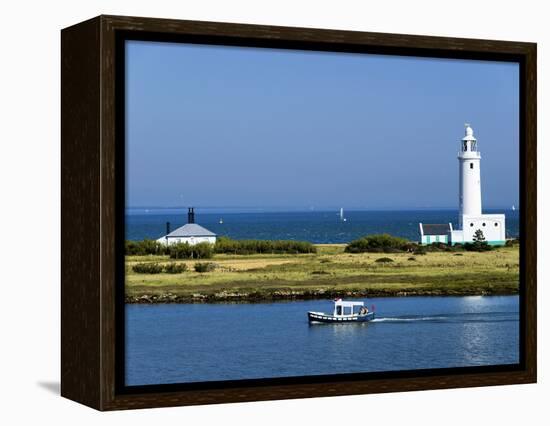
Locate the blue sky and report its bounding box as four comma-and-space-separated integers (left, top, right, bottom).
126, 40, 519, 210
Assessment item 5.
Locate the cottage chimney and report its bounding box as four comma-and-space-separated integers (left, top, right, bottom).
188, 207, 195, 224
166, 221, 171, 235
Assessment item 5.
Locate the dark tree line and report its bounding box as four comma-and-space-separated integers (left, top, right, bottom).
125, 237, 316, 258
214, 237, 316, 255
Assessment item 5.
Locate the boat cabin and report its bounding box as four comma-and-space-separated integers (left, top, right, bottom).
307, 299, 374, 323
333, 300, 366, 316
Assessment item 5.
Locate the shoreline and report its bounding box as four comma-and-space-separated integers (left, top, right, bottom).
125, 288, 519, 304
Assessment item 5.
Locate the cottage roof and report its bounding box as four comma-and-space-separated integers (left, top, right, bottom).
165, 223, 216, 238
422, 224, 451, 236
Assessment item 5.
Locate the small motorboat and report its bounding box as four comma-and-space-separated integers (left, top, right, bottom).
308, 298, 375, 323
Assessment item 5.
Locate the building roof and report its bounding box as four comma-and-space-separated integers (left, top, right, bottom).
165, 223, 216, 238
422, 224, 451, 236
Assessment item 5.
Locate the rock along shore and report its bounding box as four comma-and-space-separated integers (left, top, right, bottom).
125, 287, 518, 304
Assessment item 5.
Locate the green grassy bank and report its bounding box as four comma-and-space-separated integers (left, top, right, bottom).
125, 244, 519, 303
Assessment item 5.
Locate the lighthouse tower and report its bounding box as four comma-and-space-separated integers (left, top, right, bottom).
458, 124, 482, 228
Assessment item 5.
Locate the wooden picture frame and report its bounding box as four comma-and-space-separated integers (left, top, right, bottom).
61, 14, 537, 411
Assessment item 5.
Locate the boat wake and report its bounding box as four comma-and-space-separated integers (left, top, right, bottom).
371, 312, 518, 324
371, 316, 446, 323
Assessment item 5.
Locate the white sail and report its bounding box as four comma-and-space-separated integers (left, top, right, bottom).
339, 208, 347, 221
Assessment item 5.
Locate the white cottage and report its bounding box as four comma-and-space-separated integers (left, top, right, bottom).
157, 208, 217, 246
419, 223, 452, 244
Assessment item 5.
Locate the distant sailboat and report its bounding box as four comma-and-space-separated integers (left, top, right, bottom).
339, 208, 347, 222
219, 218, 224, 224
512, 205, 516, 211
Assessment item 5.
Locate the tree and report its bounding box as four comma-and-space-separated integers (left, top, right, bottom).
467, 229, 492, 252
472, 229, 486, 244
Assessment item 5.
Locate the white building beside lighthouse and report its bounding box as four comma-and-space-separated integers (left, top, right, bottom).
419, 124, 506, 246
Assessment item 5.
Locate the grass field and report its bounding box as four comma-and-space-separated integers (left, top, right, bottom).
125, 244, 519, 302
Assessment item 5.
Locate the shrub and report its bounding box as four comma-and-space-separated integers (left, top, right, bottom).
464, 242, 493, 252
375, 257, 394, 263
125, 239, 167, 256
319, 259, 332, 263
194, 262, 217, 273
426, 242, 449, 252
419, 243, 465, 253
163, 263, 187, 274
382, 247, 403, 254
413, 246, 427, 255
505, 238, 520, 247
401, 242, 418, 252
169, 242, 213, 259
214, 237, 316, 255
345, 234, 413, 253
132, 263, 164, 274
407, 257, 416, 261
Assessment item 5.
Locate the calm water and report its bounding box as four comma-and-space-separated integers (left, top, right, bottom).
126, 209, 519, 243
125, 296, 519, 386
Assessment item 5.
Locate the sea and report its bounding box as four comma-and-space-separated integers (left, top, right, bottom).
126, 208, 520, 242
126, 296, 520, 386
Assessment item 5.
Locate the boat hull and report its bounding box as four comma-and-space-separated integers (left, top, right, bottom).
307, 311, 375, 323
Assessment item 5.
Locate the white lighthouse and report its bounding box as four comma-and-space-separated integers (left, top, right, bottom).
419, 124, 506, 246
458, 124, 482, 228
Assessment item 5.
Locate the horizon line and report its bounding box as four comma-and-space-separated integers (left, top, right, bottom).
126, 205, 519, 211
